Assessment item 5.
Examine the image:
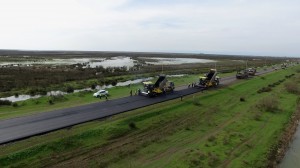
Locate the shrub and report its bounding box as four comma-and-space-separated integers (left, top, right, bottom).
48, 94, 67, 105
48, 99, 54, 105
28, 89, 36, 96
50, 94, 67, 102
296, 97, 300, 104
91, 84, 96, 90
34, 100, 41, 104
128, 122, 137, 129
111, 80, 117, 86
66, 86, 74, 93
285, 82, 299, 94
12, 102, 18, 107
257, 87, 272, 93
257, 97, 279, 113
240, 97, 246, 102
38, 89, 47, 95
0, 100, 12, 106
208, 135, 216, 142
193, 96, 201, 106
14, 93, 19, 98
254, 112, 262, 121
208, 153, 220, 167
27, 88, 47, 96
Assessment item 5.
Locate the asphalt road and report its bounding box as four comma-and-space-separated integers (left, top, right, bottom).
0, 69, 274, 144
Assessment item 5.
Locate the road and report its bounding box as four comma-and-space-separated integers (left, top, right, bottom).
0, 69, 274, 144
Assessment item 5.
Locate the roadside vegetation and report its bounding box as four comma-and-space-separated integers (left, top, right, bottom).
0, 66, 299, 167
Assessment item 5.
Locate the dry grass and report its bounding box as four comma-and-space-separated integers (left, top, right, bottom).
285, 82, 300, 94
257, 96, 280, 113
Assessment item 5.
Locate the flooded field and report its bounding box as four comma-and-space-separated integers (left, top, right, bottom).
0, 56, 218, 68
139, 57, 216, 65
0, 56, 135, 68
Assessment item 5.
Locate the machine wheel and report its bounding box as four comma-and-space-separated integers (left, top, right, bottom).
215, 80, 219, 86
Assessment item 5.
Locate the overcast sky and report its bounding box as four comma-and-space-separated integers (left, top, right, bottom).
0, 0, 299, 57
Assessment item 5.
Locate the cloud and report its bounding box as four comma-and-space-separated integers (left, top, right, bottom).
0, 0, 299, 56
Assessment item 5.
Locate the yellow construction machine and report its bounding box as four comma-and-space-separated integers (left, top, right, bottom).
141, 75, 175, 97
197, 69, 220, 88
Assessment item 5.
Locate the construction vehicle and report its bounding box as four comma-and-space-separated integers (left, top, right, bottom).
141, 75, 175, 97
247, 68, 256, 76
197, 69, 220, 88
236, 69, 249, 79
281, 63, 287, 69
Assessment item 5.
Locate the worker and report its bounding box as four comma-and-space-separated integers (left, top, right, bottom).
138, 88, 141, 95
130, 90, 133, 96
105, 95, 108, 101
180, 95, 183, 101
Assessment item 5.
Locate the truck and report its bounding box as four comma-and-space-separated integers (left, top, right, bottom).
236, 69, 249, 79
141, 75, 175, 97
197, 69, 220, 88
247, 68, 256, 76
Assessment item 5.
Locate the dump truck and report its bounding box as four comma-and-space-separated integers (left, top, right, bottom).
141, 75, 175, 97
236, 69, 249, 79
197, 69, 220, 88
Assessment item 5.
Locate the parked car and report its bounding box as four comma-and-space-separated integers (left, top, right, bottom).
93, 90, 109, 98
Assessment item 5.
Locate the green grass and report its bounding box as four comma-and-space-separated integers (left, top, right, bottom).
0, 66, 299, 168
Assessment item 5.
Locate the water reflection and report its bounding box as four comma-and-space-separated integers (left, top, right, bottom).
140, 57, 216, 65
0, 95, 41, 102
0, 56, 135, 68
280, 127, 300, 168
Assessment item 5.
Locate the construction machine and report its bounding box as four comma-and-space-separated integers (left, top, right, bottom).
247, 68, 256, 76
197, 69, 220, 88
281, 63, 287, 69
141, 75, 175, 97
236, 69, 249, 79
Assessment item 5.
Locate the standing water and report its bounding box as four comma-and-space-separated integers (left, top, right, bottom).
280, 125, 300, 168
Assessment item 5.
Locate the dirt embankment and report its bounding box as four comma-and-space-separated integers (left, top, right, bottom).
267, 104, 300, 167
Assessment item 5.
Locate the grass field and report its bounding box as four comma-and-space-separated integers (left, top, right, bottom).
0, 66, 299, 167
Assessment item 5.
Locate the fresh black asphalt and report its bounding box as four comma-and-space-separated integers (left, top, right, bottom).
0, 69, 274, 144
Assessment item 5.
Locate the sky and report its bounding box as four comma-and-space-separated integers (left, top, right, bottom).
0, 0, 299, 57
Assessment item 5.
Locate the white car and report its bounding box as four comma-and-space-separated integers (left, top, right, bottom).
93, 90, 109, 98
